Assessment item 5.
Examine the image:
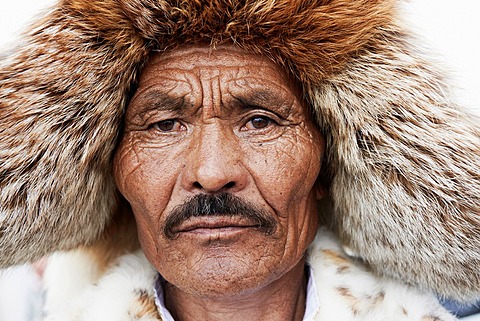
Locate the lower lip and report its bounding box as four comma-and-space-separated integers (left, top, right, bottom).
177, 226, 255, 239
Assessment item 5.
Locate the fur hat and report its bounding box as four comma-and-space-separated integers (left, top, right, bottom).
1, 0, 479, 302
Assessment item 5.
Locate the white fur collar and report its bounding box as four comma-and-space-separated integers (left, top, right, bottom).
44, 229, 457, 321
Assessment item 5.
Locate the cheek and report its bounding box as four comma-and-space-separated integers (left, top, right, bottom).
243, 125, 322, 249
115, 137, 169, 202
247, 127, 322, 212
113, 135, 181, 236
113, 135, 190, 266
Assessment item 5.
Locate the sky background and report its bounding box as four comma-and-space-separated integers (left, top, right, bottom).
0, 0, 479, 113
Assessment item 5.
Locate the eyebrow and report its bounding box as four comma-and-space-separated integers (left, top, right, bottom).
232, 90, 294, 116
247, 91, 278, 105
134, 90, 190, 114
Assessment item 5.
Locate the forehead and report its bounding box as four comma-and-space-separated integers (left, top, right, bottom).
127, 45, 311, 122
138, 45, 297, 91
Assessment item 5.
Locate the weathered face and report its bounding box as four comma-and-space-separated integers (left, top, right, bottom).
113, 45, 324, 297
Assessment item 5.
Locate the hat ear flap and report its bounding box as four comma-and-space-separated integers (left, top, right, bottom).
310, 32, 480, 301
0, 1, 148, 267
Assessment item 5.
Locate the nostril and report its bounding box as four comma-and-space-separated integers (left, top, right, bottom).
224, 181, 235, 189
191, 181, 235, 191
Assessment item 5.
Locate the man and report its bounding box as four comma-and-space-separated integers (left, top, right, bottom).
112, 45, 324, 319
0, 0, 479, 320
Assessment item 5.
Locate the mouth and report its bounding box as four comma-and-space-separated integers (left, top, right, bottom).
171, 216, 261, 236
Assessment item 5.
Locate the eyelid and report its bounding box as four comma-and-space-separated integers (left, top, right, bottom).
239, 111, 283, 133
244, 115, 276, 130
126, 108, 178, 130
242, 107, 287, 124
141, 105, 185, 124
148, 118, 188, 133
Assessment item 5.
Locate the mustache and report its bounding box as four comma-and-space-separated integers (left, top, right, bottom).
163, 193, 277, 239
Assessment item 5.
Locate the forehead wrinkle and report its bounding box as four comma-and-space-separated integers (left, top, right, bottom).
136, 66, 204, 112
150, 49, 275, 70
227, 74, 295, 96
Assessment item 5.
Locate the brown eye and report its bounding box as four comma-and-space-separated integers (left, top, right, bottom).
247, 116, 272, 130
152, 119, 180, 132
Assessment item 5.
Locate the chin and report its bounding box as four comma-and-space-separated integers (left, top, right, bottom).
164, 251, 285, 298
187, 270, 276, 299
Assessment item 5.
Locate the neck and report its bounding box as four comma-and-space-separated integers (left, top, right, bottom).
164, 259, 307, 321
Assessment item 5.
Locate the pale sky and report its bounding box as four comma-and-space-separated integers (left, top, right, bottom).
0, 0, 479, 113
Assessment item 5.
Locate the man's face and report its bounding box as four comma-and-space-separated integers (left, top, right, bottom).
113, 45, 324, 297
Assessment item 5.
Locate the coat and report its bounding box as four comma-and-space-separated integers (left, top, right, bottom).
0, 0, 479, 307
43, 228, 456, 321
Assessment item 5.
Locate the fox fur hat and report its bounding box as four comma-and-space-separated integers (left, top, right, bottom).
0, 0, 479, 302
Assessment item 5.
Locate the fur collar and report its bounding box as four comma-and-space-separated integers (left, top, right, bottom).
43, 229, 456, 321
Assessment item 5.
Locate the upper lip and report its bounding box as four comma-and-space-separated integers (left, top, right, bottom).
172, 216, 259, 233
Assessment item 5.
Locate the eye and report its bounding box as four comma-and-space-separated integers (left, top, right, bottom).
244, 116, 274, 130
151, 119, 183, 132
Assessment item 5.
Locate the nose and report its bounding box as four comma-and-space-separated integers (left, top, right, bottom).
182, 123, 248, 194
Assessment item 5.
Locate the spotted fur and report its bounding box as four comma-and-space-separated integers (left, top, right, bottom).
43, 229, 457, 320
